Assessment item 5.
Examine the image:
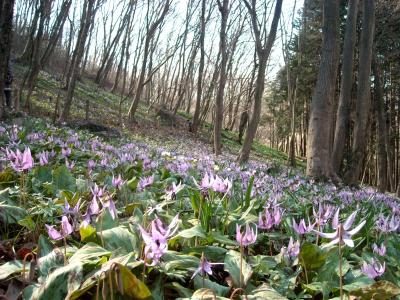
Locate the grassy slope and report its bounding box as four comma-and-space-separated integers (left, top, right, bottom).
14, 64, 304, 167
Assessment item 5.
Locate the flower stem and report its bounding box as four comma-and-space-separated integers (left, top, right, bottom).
63, 237, 67, 265
100, 212, 104, 247
240, 244, 243, 289
338, 226, 343, 300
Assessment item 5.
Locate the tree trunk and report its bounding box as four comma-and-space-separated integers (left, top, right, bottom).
344, 0, 375, 185
127, 1, 170, 121
40, 0, 72, 68
331, 0, 359, 174
238, 0, 283, 163
372, 57, 388, 192
0, 0, 15, 119
59, 0, 98, 122
191, 0, 206, 132
306, 0, 340, 179
23, 0, 51, 111
214, 0, 229, 155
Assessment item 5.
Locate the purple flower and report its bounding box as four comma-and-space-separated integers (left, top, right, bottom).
293, 218, 314, 235
37, 151, 49, 166
236, 223, 257, 246
103, 198, 118, 219
281, 237, 300, 258
164, 182, 184, 200
258, 209, 274, 230
138, 175, 154, 191
372, 243, 386, 256
62, 199, 81, 216
313, 209, 365, 248
112, 174, 126, 189
313, 203, 334, 227
65, 159, 75, 170
88, 160, 96, 170
139, 215, 179, 265
8, 147, 34, 172
61, 147, 71, 158
361, 258, 385, 279
376, 214, 399, 233
191, 253, 223, 279
194, 173, 232, 194
45, 216, 73, 240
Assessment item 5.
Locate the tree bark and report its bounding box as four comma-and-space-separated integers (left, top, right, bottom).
213, 0, 230, 155
59, 0, 98, 122
344, 0, 375, 185
40, 0, 72, 68
0, 0, 15, 119
372, 57, 388, 192
306, 0, 340, 179
127, 0, 170, 121
331, 0, 359, 174
238, 0, 283, 163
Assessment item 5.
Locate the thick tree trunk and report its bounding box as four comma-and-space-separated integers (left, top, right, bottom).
238, 0, 283, 163
331, 0, 359, 174
306, 0, 340, 179
0, 0, 15, 119
373, 57, 388, 192
344, 0, 375, 185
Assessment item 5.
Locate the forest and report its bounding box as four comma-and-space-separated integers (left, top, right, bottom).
0, 0, 400, 299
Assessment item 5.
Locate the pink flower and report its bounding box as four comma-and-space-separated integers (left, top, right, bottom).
45, 216, 73, 240
8, 147, 34, 172
313, 209, 365, 248
236, 223, 257, 246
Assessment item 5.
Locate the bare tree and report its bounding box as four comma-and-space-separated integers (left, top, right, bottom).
127, 0, 171, 122
59, 0, 101, 122
238, 0, 283, 163
214, 0, 230, 155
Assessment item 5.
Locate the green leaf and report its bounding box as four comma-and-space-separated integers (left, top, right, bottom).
163, 251, 200, 271
247, 284, 288, 299
37, 235, 54, 258
224, 250, 252, 288
173, 224, 206, 239
127, 177, 139, 191
18, 215, 36, 231
99, 226, 139, 254
244, 176, 254, 209
96, 209, 118, 231
190, 288, 230, 299
109, 263, 152, 299
193, 275, 230, 297
299, 242, 327, 271
208, 231, 237, 246
32, 262, 83, 300
33, 166, 52, 185
349, 280, 400, 299
69, 243, 111, 263
0, 260, 24, 280
79, 224, 97, 243
52, 165, 76, 194
182, 246, 227, 262
38, 250, 65, 279
0, 201, 27, 224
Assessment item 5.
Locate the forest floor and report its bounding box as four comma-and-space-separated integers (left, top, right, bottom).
12, 64, 303, 168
